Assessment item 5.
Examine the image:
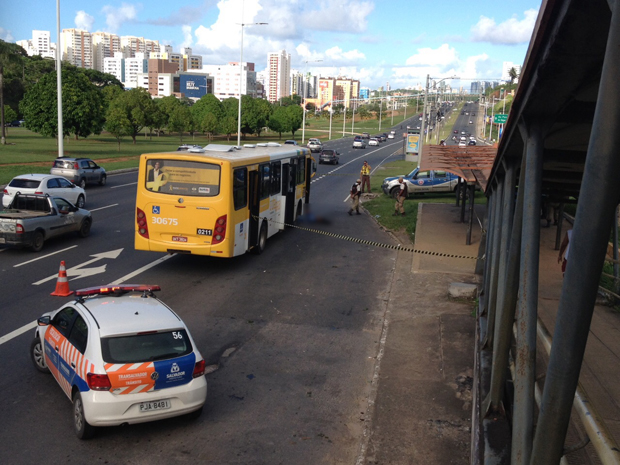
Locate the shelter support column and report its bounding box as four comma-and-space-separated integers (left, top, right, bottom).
484, 156, 522, 417
481, 194, 495, 319
513, 119, 544, 465
484, 180, 505, 348
531, 7, 620, 464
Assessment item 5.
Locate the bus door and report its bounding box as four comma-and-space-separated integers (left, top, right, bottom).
249, 170, 260, 248
283, 161, 297, 225
305, 156, 313, 204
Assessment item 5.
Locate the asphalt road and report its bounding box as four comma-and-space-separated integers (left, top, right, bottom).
0, 127, 414, 464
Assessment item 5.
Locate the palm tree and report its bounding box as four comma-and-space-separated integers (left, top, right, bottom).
508, 67, 519, 86
1, 40, 24, 145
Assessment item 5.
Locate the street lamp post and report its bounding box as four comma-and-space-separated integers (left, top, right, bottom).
301, 59, 322, 144
56, 0, 63, 157
237, 3, 267, 148
419, 74, 458, 166
351, 98, 356, 135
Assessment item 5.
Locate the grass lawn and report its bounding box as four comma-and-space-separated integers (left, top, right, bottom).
363, 157, 486, 244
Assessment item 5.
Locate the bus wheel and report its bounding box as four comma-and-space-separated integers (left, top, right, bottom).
254, 222, 267, 255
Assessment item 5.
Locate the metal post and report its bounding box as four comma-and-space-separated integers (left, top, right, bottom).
482, 194, 495, 316
329, 106, 333, 140
484, 180, 505, 348
342, 105, 346, 138
513, 120, 545, 465
466, 183, 476, 245
56, 0, 63, 157
532, 11, 620, 462
485, 158, 521, 414
460, 177, 467, 223
419, 75, 429, 166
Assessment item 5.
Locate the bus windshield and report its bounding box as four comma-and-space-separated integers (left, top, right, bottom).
145, 159, 221, 196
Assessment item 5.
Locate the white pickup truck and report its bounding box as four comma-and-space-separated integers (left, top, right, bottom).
0, 194, 92, 251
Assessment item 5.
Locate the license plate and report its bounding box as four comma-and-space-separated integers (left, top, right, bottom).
172, 236, 188, 242
139, 399, 171, 412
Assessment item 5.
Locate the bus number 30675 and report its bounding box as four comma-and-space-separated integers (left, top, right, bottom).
152, 217, 179, 225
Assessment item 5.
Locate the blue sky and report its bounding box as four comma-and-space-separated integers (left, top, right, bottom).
1, 0, 541, 90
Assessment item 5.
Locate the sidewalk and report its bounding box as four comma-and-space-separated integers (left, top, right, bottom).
365, 203, 484, 464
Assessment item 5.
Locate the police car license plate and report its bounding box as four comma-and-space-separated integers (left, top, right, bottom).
139, 399, 171, 412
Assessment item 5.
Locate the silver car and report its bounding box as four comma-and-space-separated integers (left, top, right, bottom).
51, 158, 106, 188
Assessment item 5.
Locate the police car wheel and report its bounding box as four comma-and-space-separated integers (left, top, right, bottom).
30, 338, 49, 373
73, 392, 95, 440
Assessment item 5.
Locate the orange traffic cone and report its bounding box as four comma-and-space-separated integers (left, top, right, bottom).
51, 261, 73, 297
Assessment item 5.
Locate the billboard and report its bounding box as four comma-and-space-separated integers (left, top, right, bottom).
179, 74, 212, 99
406, 130, 420, 154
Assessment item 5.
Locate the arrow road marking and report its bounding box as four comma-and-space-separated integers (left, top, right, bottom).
33, 248, 124, 285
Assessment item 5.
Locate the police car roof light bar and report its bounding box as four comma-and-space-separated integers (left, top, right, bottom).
74, 285, 161, 297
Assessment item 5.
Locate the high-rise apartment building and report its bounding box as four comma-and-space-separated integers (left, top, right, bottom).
202, 62, 256, 100
103, 52, 125, 83
315, 76, 360, 109
17, 30, 55, 59
267, 50, 290, 103
124, 52, 149, 88
121, 36, 160, 58
92, 32, 121, 72
502, 61, 522, 82
61, 28, 93, 69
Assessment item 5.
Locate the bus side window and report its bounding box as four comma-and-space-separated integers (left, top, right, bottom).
271, 162, 281, 195
233, 167, 247, 210
297, 156, 306, 185
259, 164, 270, 200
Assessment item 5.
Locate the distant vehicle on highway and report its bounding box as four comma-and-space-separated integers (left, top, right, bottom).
368, 138, 379, 146
319, 149, 340, 165
284, 140, 298, 146
307, 138, 322, 152
352, 136, 367, 149
2, 174, 86, 208
51, 157, 107, 188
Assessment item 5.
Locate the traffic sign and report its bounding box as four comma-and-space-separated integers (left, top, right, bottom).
494, 114, 508, 124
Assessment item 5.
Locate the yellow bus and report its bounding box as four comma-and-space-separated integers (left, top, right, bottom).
135, 143, 314, 257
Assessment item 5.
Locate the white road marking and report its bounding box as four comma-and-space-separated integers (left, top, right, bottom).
0, 321, 37, 346
111, 182, 137, 189
14, 246, 78, 267
1, 254, 175, 346
90, 203, 118, 212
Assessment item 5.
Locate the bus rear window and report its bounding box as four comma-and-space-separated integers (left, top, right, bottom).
145, 159, 221, 196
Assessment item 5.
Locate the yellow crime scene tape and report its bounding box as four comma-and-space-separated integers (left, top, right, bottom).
254, 215, 484, 261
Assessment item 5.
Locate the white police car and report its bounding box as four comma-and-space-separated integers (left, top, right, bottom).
30, 285, 207, 439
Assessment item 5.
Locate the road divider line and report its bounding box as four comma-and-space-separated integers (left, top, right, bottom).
14, 245, 78, 267
110, 253, 175, 284
111, 182, 137, 189
90, 203, 119, 212
0, 321, 36, 346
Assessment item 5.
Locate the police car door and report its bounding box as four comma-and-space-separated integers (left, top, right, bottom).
430, 170, 451, 192
412, 170, 432, 192
43, 307, 88, 397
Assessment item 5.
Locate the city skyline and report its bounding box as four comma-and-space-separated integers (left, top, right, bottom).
1, 0, 541, 90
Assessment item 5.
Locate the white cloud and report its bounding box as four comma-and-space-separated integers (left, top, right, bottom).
75, 10, 95, 31
471, 9, 539, 45
101, 2, 139, 33
180, 25, 193, 49
308, 0, 374, 33
325, 46, 365, 62
0, 27, 14, 42
405, 44, 459, 70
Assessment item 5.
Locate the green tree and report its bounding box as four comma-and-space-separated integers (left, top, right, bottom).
191, 93, 225, 133
81, 68, 124, 89
201, 112, 219, 141
105, 106, 130, 151
168, 104, 192, 142
287, 104, 303, 138
106, 87, 155, 144
508, 67, 518, 85
252, 98, 272, 137
1, 39, 26, 144
267, 105, 291, 139
20, 67, 105, 140
148, 101, 167, 138
220, 115, 237, 141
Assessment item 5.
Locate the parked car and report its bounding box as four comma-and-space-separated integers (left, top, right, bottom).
0, 194, 92, 251
319, 149, 340, 165
29, 284, 207, 439
381, 167, 460, 198
51, 157, 106, 188
368, 138, 379, 146
352, 137, 367, 149
2, 174, 86, 208
307, 138, 322, 152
